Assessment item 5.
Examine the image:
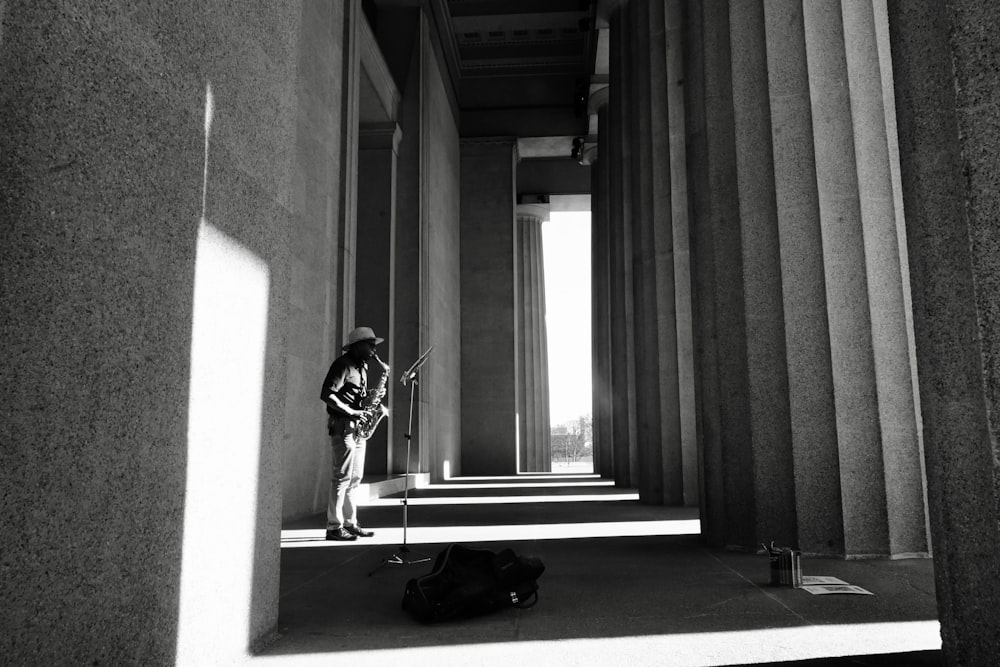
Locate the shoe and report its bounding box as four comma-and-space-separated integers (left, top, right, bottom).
326, 527, 357, 541
344, 524, 374, 538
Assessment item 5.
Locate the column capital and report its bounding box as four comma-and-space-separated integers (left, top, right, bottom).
516, 203, 550, 223
589, 84, 610, 113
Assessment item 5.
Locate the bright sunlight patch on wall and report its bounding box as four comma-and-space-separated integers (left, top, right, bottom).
177, 219, 270, 662
176, 81, 271, 663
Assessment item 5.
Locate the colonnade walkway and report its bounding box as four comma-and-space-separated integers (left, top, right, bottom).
263, 472, 941, 666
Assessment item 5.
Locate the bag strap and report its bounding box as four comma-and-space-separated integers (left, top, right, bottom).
510, 590, 538, 608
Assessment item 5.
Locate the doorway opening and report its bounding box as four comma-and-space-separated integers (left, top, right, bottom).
542, 208, 593, 473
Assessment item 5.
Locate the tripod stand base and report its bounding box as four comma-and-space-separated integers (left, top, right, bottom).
368, 545, 432, 576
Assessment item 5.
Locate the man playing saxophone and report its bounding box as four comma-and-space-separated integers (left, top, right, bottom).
320, 326, 388, 541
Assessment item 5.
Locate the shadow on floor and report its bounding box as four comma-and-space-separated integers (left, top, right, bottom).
262, 474, 942, 666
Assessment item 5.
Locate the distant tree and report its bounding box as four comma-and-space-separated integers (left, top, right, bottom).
551, 415, 592, 463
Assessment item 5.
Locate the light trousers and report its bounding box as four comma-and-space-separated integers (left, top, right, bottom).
327, 418, 367, 530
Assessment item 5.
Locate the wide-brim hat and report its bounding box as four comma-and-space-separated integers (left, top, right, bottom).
343, 326, 384, 350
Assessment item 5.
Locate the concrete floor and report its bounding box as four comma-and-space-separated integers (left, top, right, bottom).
261, 473, 942, 666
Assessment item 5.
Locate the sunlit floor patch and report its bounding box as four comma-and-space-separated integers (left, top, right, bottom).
419, 479, 616, 490
254, 621, 941, 665
280, 518, 701, 548
363, 491, 640, 506
447, 474, 600, 482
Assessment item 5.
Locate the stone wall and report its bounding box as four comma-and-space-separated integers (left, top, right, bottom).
420, 26, 463, 481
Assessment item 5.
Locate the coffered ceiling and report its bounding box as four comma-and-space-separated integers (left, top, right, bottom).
432, 0, 599, 135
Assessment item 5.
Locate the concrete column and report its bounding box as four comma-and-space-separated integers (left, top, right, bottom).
763, 0, 844, 555
888, 0, 1000, 661
841, 0, 927, 557
534, 217, 552, 470
460, 138, 519, 475
356, 122, 401, 476
628, 0, 663, 502
608, 6, 640, 488
590, 86, 614, 479
630, 0, 683, 505
665, 0, 699, 507
515, 209, 533, 471
729, 0, 797, 546
682, 0, 726, 546
517, 203, 551, 472
697, 0, 758, 548
803, 0, 890, 557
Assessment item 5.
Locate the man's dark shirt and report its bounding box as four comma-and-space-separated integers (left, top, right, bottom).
321, 353, 368, 418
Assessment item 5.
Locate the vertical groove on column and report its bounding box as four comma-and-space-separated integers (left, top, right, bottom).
842, 0, 927, 556
763, 0, 844, 556
803, 0, 889, 556
873, 1, 925, 465
729, 0, 797, 547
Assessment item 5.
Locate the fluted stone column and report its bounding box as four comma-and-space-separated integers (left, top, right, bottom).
691, 0, 758, 548
729, 0, 798, 547
842, 0, 926, 556
684, 0, 927, 556
763, 0, 844, 555
517, 203, 552, 472
806, 0, 888, 557
630, 0, 683, 505
682, 0, 724, 545
590, 85, 614, 479
665, 0, 699, 508
628, 0, 659, 501
608, 6, 639, 488
888, 0, 1000, 661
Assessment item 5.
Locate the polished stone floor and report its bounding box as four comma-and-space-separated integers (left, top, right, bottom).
261, 472, 942, 666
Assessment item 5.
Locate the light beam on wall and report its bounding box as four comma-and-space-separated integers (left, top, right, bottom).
176, 82, 270, 663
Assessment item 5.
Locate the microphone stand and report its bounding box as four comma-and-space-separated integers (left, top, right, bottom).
369, 346, 434, 576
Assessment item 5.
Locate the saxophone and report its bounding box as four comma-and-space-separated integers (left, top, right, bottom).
356, 354, 390, 439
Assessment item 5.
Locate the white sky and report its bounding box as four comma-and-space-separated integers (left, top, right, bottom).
542, 211, 592, 427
